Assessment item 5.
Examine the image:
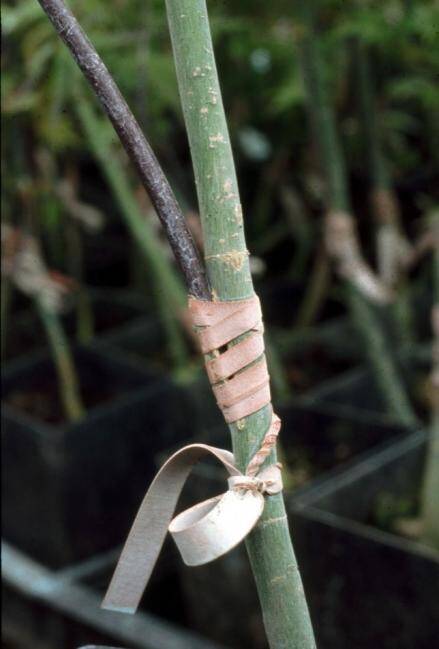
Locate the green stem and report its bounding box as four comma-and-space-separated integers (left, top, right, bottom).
294, 1, 417, 427
353, 39, 388, 195
35, 298, 85, 422
65, 220, 95, 344
280, 186, 314, 280
165, 2, 316, 647
1, 277, 11, 359
421, 248, 439, 549
76, 289, 95, 344
422, 408, 439, 549
353, 38, 413, 346
392, 287, 414, 350
295, 4, 349, 212
294, 246, 330, 329
348, 291, 417, 426
75, 98, 189, 368
265, 333, 291, 403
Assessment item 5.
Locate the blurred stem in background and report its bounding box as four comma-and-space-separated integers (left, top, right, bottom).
1, 221, 85, 423
1, 276, 11, 359
294, 243, 330, 329
75, 95, 190, 370
165, 1, 316, 646
293, 0, 418, 428
280, 186, 314, 281
352, 37, 414, 349
37, 149, 96, 344
264, 331, 291, 402
35, 295, 85, 422
36, 0, 209, 303
65, 217, 95, 344
421, 233, 439, 549
277, 186, 332, 330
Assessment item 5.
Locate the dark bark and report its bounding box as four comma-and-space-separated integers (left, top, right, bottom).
37, 0, 209, 299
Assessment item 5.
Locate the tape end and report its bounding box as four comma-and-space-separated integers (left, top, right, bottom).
101, 601, 136, 615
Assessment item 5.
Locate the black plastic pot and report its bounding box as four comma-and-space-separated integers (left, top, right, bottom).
256, 278, 346, 329
94, 316, 168, 371
301, 346, 431, 424
289, 429, 439, 649
3, 289, 148, 363
69, 289, 149, 336
154, 403, 413, 649
2, 541, 227, 649
254, 279, 361, 396
96, 323, 226, 437
270, 316, 360, 363
2, 346, 195, 567
83, 234, 131, 288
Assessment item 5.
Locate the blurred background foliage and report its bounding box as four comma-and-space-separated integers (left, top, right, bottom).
2, 3, 439, 645
2, 0, 438, 349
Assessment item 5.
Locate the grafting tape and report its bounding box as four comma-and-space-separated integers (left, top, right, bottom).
102, 295, 283, 614
188, 295, 272, 422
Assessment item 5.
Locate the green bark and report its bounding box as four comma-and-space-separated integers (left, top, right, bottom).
294, 247, 330, 329
422, 410, 439, 549
353, 39, 389, 193
294, 1, 417, 428
36, 298, 85, 422
422, 247, 439, 549
1, 277, 11, 359
353, 38, 413, 347
295, 9, 348, 212
265, 333, 291, 403
65, 220, 95, 344
75, 97, 189, 368
165, 2, 316, 647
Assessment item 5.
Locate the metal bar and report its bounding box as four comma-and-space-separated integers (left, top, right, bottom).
2, 542, 228, 649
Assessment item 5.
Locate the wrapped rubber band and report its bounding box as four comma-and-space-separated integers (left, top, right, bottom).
102, 295, 283, 615
188, 295, 272, 422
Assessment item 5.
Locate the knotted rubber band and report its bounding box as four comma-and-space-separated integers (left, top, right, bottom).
102, 443, 282, 614
102, 295, 283, 614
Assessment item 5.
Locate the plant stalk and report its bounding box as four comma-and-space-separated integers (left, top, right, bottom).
165, 2, 316, 647
421, 248, 439, 549
294, 246, 330, 329
35, 297, 85, 422
294, 1, 417, 427
37, 0, 209, 300
1, 277, 11, 359
75, 98, 189, 368
65, 219, 95, 344
352, 37, 413, 346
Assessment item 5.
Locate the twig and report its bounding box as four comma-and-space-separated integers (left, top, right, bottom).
37, 0, 209, 300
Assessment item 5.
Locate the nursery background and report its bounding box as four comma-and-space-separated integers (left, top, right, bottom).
2, 0, 438, 648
